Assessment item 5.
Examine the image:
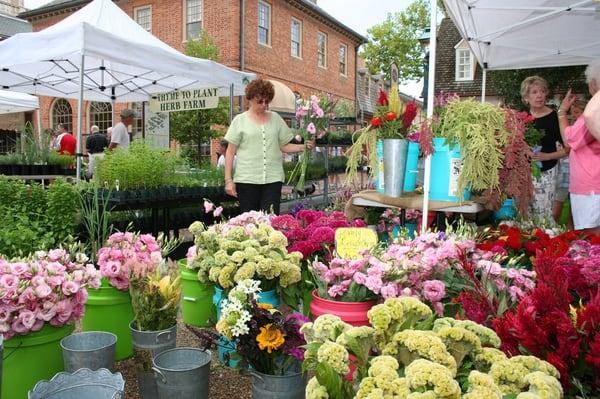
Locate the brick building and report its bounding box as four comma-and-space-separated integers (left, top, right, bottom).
19, 0, 366, 146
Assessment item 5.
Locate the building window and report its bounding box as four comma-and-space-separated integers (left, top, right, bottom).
291, 18, 302, 58
51, 98, 73, 134
88, 102, 113, 141
258, 1, 271, 46
454, 40, 476, 81
339, 44, 347, 76
317, 32, 327, 68
185, 0, 202, 40
130, 102, 144, 139
134, 6, 152, 32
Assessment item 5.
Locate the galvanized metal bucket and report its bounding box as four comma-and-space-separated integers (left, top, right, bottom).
383, 138, 408, 197
28, 368, 124, 399
129, 322, 177, 399
61, 331, 117, 372
152, 348, 211, 399
250, 371, 306, 399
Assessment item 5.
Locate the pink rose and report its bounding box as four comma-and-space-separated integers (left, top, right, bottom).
213, 206, 223, 218
19, 310, 37, 329
48, 249, 66, 262
11, 318, 28, 334
51, 299, 73, 325
422, 280, 445, 303
0, 274, 18, 290
10, 262, 30, 277
38, 302, 57, 321
18, 287, 37, 304
62, 280, 80, 296
380, 283, 398, 299
204, 200, 214, 213
353, 272, 367, 285
34, 284, 52, 298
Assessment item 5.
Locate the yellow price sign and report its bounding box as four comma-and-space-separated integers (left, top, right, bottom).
335, 228, 378, 260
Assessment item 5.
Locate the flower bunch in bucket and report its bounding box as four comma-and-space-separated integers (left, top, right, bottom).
345, 86, 418, 183
96, 232, 163, 290
187, 211, 303, 307
215, 279, 308, 374
0, 248, 101, 339
129, 261, 181, 331
287, 94, 336, 191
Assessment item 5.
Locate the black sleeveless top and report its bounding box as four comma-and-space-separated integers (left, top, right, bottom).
533, 110, 562, 172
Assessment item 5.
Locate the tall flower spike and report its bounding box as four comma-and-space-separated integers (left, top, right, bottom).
377, 88, 389, 106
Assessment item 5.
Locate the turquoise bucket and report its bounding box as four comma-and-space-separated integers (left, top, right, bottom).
494, 199, 517, 221
213, 287, 280, 366
403, 142, 420, 193
429, 138, 471, 202
374, 139, 385, 193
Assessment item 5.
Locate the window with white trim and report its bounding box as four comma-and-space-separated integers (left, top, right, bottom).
88, 102, 113, 138
130, 102, 144, 139
51, 98, 73, 134
291, 18, 302, 58
134, 6, 152, 32
185, 0, 202, 40
317, 31, 327, 68
454, 40, 476, 81
258, 1, 271, 46
339, 44, 347, 76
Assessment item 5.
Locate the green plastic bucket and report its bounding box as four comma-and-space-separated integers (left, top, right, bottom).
81, 278, 134, 360
179, 260, 216, 327
2, 324, 74, 399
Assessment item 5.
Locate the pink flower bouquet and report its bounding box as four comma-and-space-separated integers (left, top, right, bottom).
96, 232, 163, 291
0, 249, 101, 339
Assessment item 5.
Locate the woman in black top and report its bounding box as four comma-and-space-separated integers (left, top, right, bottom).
520, 76, 569, 219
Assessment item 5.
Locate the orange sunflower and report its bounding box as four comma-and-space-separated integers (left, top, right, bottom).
256, 323, 285, 353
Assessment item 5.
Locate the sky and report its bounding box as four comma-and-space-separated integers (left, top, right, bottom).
22, 0, 423, 97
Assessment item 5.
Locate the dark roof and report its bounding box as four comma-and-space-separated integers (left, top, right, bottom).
0, 13, 31, 39
19, 0, 89, 19
434, 17, 498, 97
291, 0, 367, 45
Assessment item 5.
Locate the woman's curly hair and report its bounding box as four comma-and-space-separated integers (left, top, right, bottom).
245, 78, 275, 102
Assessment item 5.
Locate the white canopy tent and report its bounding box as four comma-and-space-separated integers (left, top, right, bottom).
0, 90, 38, 114
0, 0, 254, 177
420, 0, 598, 233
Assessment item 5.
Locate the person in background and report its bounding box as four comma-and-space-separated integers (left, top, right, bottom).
558, 59, 600, 233
106, 127, 112, 142
224, 78, 313, 214
52, 123, 77, 156
521, 76, 568, 220
85, 125, 109, 178
109, 109, 134, 150
217, 139, 227, 168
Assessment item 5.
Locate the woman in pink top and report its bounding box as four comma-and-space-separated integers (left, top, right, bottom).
558, 60, 600, 233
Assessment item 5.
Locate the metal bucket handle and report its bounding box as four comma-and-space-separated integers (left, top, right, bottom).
242, 369, 264, 384
155, 331, 172, 344
152, 367, 167, 384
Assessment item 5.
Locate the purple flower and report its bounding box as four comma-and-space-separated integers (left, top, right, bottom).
306, 122, 316, 135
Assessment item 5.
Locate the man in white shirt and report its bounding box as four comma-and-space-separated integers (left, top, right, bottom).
109, 109, 135, 150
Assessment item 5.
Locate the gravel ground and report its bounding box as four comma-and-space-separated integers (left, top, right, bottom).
114, 317, 252, 399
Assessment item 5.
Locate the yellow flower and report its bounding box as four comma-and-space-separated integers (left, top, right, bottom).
256, 323, 285, 353
258, 303, 273, 310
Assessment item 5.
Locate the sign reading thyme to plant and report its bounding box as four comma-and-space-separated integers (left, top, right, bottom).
149, 88, 219, 112
335, 228, 378, 260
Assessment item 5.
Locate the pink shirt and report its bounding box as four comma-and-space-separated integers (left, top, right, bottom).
566, 116, 600, 194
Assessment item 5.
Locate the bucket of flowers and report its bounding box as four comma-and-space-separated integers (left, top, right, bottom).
214, 280, 308, 399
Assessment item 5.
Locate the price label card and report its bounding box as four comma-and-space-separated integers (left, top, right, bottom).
335, 228, 378, 260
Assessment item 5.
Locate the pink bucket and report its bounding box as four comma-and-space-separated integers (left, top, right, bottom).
309, 290, 376, 326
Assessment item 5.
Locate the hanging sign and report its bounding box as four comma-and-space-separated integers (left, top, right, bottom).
335, 228, 378, 260
149, 88, 219, 112
144, 103, 170, 149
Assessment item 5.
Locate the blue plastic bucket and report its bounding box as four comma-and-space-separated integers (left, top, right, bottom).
405, 222, 417, 239
403, 142, 420, 193
374, 139, 385, 193
429, 138, 471, 202
213, 287, 280, 365
494, 199, 516, 221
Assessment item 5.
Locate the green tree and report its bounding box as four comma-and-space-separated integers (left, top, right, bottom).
169, 30, 230, 163
490, 66, 588, 109
361, 0, 429, 82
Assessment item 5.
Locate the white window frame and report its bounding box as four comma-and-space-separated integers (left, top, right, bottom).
454, 40, 476, 81
291, 18, 302, 58
134, 5, 152, 32
317, 31, 327, 69
183, 0, 203, 41
258, 0, 272, 47
339, 43, 348, 76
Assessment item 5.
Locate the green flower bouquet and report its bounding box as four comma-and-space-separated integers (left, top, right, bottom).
187, 211, 303, 307
303, 297, 563, 399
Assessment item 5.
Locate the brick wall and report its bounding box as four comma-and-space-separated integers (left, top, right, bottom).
24, 0, 361, 147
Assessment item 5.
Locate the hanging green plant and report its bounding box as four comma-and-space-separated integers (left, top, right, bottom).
436, 99, 510, 197
344, 126, 378, 184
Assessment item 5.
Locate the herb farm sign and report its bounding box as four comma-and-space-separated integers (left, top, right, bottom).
149, 88, 219, 112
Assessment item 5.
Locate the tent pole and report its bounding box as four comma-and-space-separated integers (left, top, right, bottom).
36, 103, 42, 137
229, 84, 234, 123
421, 0, 438, 235
111, 87, 116, 127
76, 54, 85, 182
481, 68, 487, 103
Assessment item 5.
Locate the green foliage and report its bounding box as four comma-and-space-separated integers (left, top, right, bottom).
0, 177, 78, 257
490, 65, 587, 109
361, 0, 429, 81
95, 142, 182, 190
170, 30, 230, 163
77, 183, 114, 263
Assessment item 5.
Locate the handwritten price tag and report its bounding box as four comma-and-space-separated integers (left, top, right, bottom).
335, 228, 378, 260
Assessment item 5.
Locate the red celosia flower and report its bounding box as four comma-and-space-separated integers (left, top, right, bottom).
384, 111, 397, 122
505, 228, 522, 250
402, 101, 418, 129
585, 333, 600, 370
371, 116, 382, 128
377, 88, 388, 106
